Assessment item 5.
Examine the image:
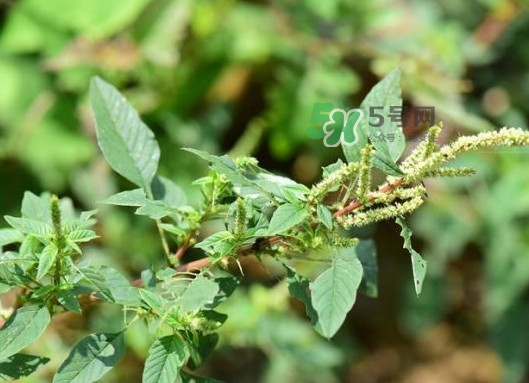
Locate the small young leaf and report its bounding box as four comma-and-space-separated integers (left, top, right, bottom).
0, 353, 50, 381
310, 247, 363, 338
36, 243, 58, 281
67, 229, 98, 243
355, 240, 378, 297
99, 189, 149, 206
178, 275, 219, 313
53, 332, 125, 383
194, 231, 235, 256
90, 77, 160, 193
267, 204, 309, 234
57, 289, 82, 314
396, 217, 427, 295
0, 229, 23, 248
0, 306, 51, 360
316, 204, 333, 230
143, 335, 188, 383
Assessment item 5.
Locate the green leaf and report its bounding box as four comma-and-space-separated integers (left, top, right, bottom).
179, 275, 219, 313
99, 189, 149, 206
36, 243, 58, 281
267, 204, 309, 234
79, 266, 141, 305
194, 231, 235, 256
0, 229, 23, 247
316, 204, 333, 230
20, 191, 51, 223
343, 69, 404, 164
396, 217, 427, 295
355, 240, 378, 297
67, 229, 98, 243
57, 289, 82, 314
186, 332, 220, 369
90, 77, 160, 193
204, 276, 240, 309
0, 306, 51, 360
184, 149, 250, 187
53, 332, 125, 383
285, 266, 318, 324
142, 335, 188, 383
254, 174, 309, 202
372, 151, 405, 177
135, 201, 173, 219
3, 216, 51, 238
152, 176, 187, 207
310, 247, 363, 338
0, 353, 50, 381
139, 288, 168, 315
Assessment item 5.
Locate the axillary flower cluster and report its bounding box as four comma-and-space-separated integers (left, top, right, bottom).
308, 124, 529, 229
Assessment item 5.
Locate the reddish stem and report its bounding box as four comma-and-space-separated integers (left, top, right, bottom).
332, 177, 404, 217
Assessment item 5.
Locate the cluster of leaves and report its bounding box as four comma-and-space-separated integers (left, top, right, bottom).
1, 71, 529, 382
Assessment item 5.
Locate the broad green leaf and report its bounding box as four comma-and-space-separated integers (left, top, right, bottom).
152, 176, 187, 207
0, 229, 23, 247
343, 69, 404, 164
316, 204, 333, 230
99, 189, 149, 206
20, 191, 51, 223
90, 77, 160, 193
79, 266, 141, 305
310, 247, 363, 338
0, 353, 50, 381
3, 216, 51, 238
143, 335, 188, 383
267, 204, 309, 234
179, 275, 219, 313
355, 240, 378, 297
53, 332, 125, 383
396, 217, 427, 295
0, 306, 51, 360
36, 243, 58, 280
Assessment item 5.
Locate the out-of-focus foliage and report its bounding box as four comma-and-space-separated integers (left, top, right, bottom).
1, 0, 529, 382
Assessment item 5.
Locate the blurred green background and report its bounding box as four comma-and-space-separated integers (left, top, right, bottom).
1, 0, 529, 382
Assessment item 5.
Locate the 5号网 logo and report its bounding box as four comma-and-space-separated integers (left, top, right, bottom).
305, 102, 363, 147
